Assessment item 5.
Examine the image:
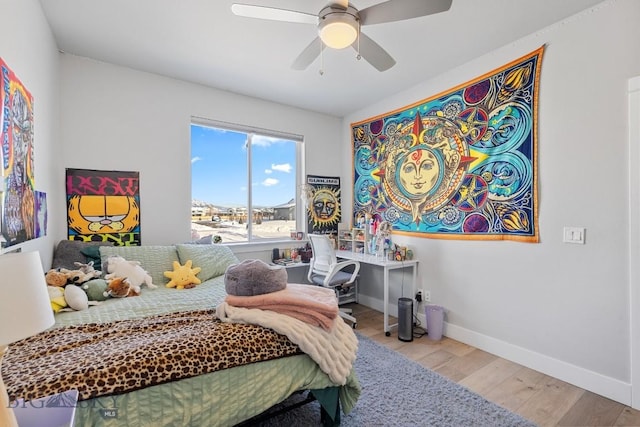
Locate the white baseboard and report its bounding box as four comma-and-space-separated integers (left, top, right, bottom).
357, 296, 632, 406
444, 322, 631, 406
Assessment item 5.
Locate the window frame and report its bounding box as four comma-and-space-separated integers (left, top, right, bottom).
191, 117, 306, 244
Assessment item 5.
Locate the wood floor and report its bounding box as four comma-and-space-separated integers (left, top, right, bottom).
344, 303, 640, 427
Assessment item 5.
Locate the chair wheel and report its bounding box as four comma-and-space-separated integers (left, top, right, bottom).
352, 323, 357, 329
385, 331, 390, 337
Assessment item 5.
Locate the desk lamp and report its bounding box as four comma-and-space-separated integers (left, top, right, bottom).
0, 251, 55, 427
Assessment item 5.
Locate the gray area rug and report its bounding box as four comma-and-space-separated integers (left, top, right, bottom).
252, 333, 538, 426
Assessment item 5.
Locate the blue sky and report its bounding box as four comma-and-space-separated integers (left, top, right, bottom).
190, 124, 296, 207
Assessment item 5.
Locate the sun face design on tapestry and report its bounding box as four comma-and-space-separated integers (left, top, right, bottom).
352, 47, 543, 242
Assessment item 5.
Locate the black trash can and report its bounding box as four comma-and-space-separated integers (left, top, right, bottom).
398, 297, 413, 342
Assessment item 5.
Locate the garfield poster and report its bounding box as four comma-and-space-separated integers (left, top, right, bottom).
66, 168, 141, 245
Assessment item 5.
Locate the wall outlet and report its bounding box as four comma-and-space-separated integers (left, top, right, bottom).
423, 290, 431, 302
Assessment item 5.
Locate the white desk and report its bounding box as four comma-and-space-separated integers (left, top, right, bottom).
335, 250, 419, 336
272, 260, 309, 283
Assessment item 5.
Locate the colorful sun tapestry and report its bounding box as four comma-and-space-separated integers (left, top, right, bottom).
66, 168, 141, 245
0, 58, 35, 248
351, 46, 544, 242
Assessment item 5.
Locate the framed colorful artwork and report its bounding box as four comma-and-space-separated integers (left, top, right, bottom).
34, 190, 47, 238
306, 175, 341, 235
351, 46, 544, 242
66, 168, 141, 245
0, 58, 35, 248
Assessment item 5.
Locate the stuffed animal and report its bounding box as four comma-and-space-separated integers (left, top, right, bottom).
104, 255, 157, 293
104, 277, 140, 298
164, 260, 202, 290
59, 268, 87, 285
45, 269, 69, 287
61, 261, 102, 285
73, 261, 102, 280
81, 278, 110, 302
47, 286, 68, 313
63, 285, 91, 311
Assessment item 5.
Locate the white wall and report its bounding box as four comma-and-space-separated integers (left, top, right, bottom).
58, 55, 342, 247
342, 0, 640, 405
9, 0, 638, 408
0, 0, 60, 268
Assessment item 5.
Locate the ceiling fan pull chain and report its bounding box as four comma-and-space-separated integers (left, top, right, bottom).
356, 22, 362, 61
319, 41, 325, 75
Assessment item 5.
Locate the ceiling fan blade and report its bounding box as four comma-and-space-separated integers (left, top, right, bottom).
292, 37, 325, 70
359, 0, 452, 26
231, 4, 318, 25
352, 32, 396, 72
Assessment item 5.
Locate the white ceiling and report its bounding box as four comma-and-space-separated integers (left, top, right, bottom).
38, 0, 606, 117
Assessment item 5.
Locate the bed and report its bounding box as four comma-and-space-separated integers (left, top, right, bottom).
2, 244, 361, 426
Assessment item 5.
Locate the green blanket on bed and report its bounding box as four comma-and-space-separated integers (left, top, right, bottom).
34, 275, 360, 427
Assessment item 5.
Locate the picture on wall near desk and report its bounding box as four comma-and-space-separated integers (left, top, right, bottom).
305, 175, 341, 235
34, 190, 47, 238
66, 168, 141, 245
351, 46, 543, 243
0, 57, 36, 248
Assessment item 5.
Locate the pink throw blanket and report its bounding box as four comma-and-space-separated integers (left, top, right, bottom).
225, 283, 339, 330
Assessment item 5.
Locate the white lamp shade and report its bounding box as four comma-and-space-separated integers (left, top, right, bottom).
0, 251, 55, 345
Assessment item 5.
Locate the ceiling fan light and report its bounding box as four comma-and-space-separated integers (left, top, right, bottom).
319, 13, 358, 49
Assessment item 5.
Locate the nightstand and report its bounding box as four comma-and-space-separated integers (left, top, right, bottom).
13, 389, 78, 427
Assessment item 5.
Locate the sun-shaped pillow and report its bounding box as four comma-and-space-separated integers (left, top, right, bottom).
164, 260, 202, 290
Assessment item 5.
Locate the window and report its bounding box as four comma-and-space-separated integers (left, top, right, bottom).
190, 120, 303, 243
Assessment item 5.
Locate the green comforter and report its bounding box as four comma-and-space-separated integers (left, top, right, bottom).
50, 276, 360, 426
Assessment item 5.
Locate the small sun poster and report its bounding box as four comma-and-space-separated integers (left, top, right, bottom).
306, 175, 341, 235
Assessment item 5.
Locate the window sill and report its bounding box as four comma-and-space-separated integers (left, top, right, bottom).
225, 239, 308, 254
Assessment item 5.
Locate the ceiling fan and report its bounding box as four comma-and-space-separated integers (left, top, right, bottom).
231, 0, 453, 72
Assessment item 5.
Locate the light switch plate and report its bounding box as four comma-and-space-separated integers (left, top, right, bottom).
563, 227, 585, 244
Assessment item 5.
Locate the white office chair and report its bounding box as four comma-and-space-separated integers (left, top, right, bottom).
307, 234, 360, 328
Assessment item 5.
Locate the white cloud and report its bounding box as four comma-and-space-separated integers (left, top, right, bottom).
251, 135, 280, 147
271, 163, 292, 173
262, 178, 279, 187
191, 156, 202, 164
265, 169, 272, 174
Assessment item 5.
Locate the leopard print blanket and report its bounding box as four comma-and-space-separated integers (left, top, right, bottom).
2, 309, 302, 402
